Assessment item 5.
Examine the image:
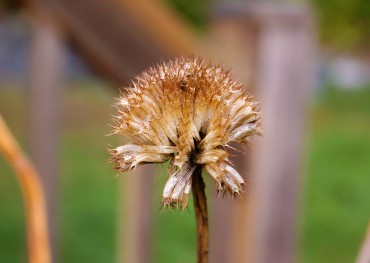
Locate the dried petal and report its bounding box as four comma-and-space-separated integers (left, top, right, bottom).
162, 163, 195, 210
110, 144, 177, 171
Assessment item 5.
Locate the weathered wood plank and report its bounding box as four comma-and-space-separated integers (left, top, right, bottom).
245, 4, 316, 263
28, 12, 65, 262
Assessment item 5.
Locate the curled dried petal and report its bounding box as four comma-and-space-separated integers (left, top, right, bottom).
162, 163, 195, 210
228, 123, 260, 142
110, 144, 177, 171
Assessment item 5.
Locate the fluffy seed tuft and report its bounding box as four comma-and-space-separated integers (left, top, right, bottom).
110, 57, 262, 209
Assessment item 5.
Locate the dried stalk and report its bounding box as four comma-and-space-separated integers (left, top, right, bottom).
0, 114, 51, 263
192, 167, 209, 263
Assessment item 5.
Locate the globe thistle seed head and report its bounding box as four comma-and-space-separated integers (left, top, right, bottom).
110, 57, 262, 209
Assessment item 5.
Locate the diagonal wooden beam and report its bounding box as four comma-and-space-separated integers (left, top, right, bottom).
26, 0, 203, 85
116, 0, 201, 56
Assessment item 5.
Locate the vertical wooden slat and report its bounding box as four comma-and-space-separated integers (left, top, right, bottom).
229, 155, 253, 263
117, 165, 155, 263
209, 197, 233, 263
244, 4, 315, 263
209, 9, 259, 262
28, 13, 65, 262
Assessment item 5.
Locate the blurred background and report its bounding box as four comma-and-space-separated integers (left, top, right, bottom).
0, 0, 369, 263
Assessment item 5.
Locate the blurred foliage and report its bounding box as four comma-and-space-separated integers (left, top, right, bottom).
165, 0, 370, 52
309, 0, 370, 53
164, 0, 209, 31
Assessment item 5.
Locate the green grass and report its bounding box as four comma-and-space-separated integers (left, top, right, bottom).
0, 83, 369, 262
301, 86, 370, 263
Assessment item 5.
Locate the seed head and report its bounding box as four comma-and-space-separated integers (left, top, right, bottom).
110, 57, 261, 209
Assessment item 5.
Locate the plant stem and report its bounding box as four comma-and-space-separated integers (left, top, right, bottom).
0, 115, 51, 263
192, 166, 209, 263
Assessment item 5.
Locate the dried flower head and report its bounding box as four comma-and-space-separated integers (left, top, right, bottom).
110, 57, 261, 209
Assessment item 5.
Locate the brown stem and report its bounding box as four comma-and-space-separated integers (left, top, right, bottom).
192, 166, 209, 263
0, 115, 51, 263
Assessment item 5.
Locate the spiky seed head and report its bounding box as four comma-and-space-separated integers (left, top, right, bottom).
110, 57, 262, 209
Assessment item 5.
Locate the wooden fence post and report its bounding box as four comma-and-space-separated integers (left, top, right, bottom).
28, 12, 65, 262
243, 4, 316, 263
209, 7, 258, 263
117, 165, 155, 263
